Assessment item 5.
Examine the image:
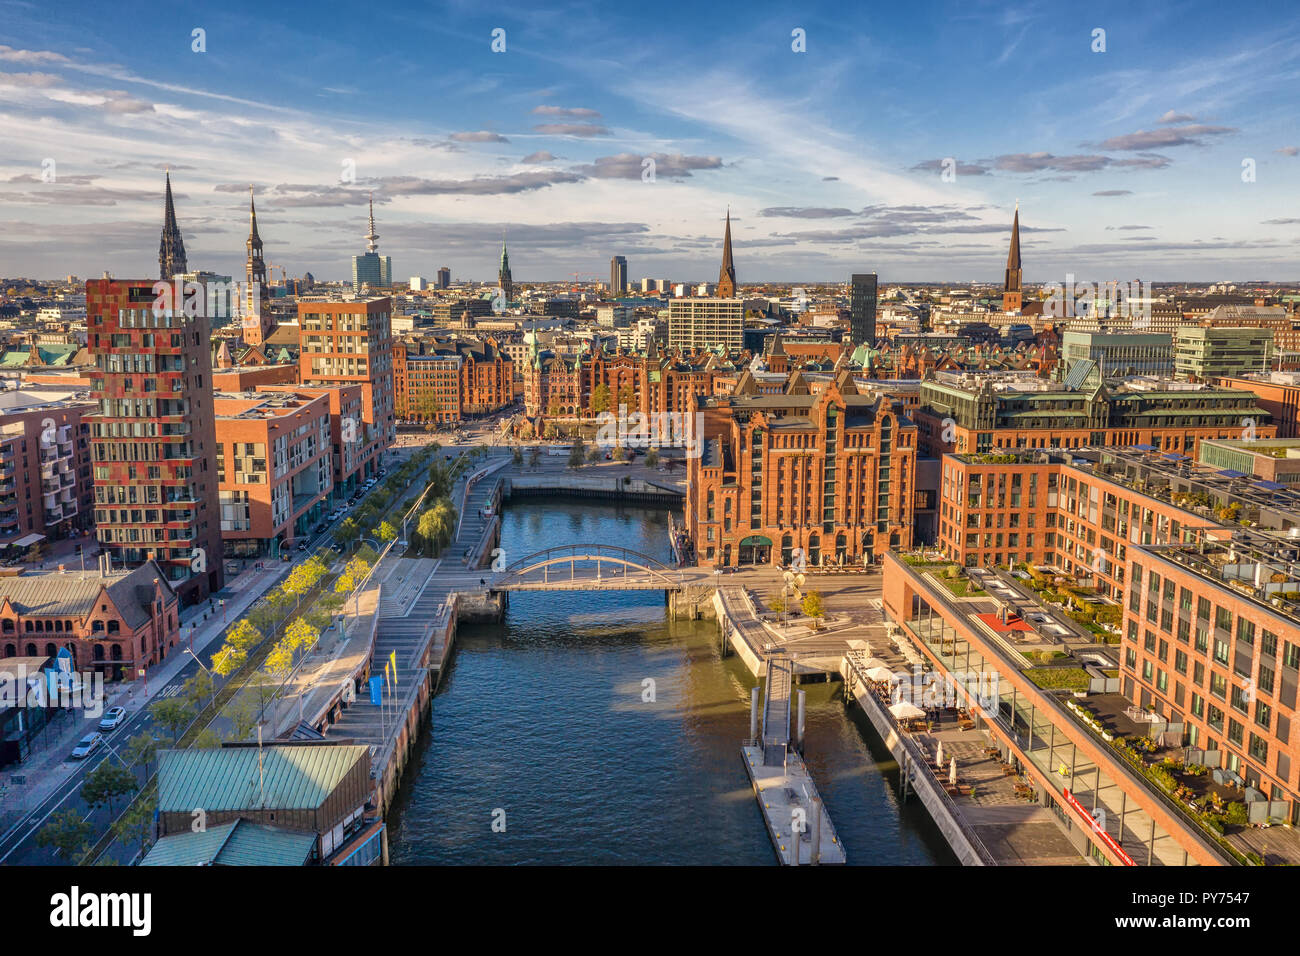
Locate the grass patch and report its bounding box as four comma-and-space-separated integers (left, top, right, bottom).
938, 575, 987, 598
1023, 667, 1091, 693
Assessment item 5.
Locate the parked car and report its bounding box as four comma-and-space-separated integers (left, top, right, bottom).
331, 542, 345, 554
296, 541, 309, 552
314, 523, 327, 535
70, 732, 103, 760
98, 707, 127, 732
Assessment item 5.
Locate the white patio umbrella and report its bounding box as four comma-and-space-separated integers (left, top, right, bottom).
889, 700, 925, 720
865, 666, 895, 682
935, 740, 945, 769
863, 657, 891, 670
949, 756, 958, 786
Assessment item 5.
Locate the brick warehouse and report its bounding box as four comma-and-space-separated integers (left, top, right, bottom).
686, 369, 916, 567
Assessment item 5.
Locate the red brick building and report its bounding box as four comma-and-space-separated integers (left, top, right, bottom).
298, 298, 394, 455
213, 391, 333, 556
0, 560, 180, 681
686, 370, 916, 567
393, 336, 513, 424
0, 391, 95, 546
86, 279, 224, 604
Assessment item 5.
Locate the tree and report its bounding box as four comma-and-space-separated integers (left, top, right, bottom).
149, 697, 194, 744
263, 643, 295, 681
192, 727, 222, 749
512, 445, 523, 467
529, 447, 541, 470
36, 809, 93, 863
335, 556, 372, 593
213, 619, 262, 677
801, 591, 825, 627
611, 445, 626, 462
617, 385, 635, 411
123, 731, 158, 779
334, 517, 361, 549
80, 761, 138, 817
226, 693, 260, 742
569, 438, 587, 469
644, 447, 659, 469
112, 794, 156, 860
590, 383, 612, 415
283, 618, 318, 655
377, 520, 398, 544
587, 444, 603, 463
183, 669, 215, 712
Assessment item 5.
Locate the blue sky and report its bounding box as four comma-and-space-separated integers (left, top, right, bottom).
2, 0, 1300, 282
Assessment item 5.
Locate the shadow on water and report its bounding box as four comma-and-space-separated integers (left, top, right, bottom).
386, 499, 955, 865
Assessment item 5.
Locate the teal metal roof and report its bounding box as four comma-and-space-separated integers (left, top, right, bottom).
157, 745, 368, 814
141, 819, 316, 866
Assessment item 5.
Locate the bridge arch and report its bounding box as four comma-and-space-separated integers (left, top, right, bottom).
494, 543, 682, 590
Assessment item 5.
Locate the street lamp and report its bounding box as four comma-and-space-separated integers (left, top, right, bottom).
183, 648, 217, 712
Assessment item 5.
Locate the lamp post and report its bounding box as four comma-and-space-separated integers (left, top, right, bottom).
182, 648, 217, 712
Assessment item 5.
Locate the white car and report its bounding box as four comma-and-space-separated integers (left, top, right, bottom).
70, 732, 104, 760
98, 706, 127, 732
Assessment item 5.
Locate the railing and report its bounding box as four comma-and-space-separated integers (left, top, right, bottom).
495, 543, 683, 589
842, 650, 998, 866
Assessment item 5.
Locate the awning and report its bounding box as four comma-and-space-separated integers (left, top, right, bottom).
739, 535, 773, 547
10, 533, 45, 548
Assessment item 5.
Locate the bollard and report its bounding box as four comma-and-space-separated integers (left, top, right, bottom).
796, 689, 806, 753
749, 686, 760, 746
811, 796, 822, 865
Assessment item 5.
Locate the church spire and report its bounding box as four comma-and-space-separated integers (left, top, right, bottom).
159, 170, 187, 280
1002, 202, 1023, 313
244, 186, 270, 344
717, 207, 737, 297
498, 233, 513, 306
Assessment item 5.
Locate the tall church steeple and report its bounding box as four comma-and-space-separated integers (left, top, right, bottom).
244, 186, 271, 345
716, 207, 737, 298
498, 236, 513, 306
1002, 202, 1023, 313
159, 170, 187, 280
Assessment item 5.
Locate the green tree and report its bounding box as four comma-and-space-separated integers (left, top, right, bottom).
183, 669, 215, 712
80, 761, 138, 817
801, 591, 825, 626
644, 447, 659, 469
334, 517, 361, 549
611, 445, 626, 462
123, 731, 158, 778
590, 383, 612, 415
226, 693, 260, 742
377, 520, 398, 544
587, 444, 603, 463
112, 794, 156, 860
149, 697, 195, 744
192, 727, 222, 749
283, 618, 318, 655
36, 809, 93, 863
568, 438, 587, 469
335, 556, 372, 593
617, 385, 635, 411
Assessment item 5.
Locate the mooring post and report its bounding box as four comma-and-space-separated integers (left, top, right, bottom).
749, 686, 760, 747
796, 689, 806, 753
811, 796, 822, 865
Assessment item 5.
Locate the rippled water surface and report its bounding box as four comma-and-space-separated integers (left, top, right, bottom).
387, 500, 955, 865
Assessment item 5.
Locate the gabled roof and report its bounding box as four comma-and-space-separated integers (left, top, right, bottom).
140, 818, 317, 867
157, 744, 369, 814
0, 560, 171, 628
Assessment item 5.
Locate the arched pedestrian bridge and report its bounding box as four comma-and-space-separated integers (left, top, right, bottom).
491, 544, 712, 591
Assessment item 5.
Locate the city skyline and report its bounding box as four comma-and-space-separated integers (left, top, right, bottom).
1, 0, 1299, 281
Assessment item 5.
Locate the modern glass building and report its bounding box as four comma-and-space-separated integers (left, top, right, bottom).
850, 273, 878, 346
352, 252, 392, 292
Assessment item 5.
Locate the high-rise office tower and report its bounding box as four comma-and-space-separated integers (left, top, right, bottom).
436, 266, 451, 289
610, 255, 628, 294
668, 297, 743, 351
1003, 203, 1023, 313
716, 210, 737, 298
351, 194, 392, 291
158, 171, 187, 280
86, 278, 224, 604
849, 273, 878, 346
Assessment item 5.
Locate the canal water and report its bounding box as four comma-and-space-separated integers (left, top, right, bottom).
387, 500, 955, 865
